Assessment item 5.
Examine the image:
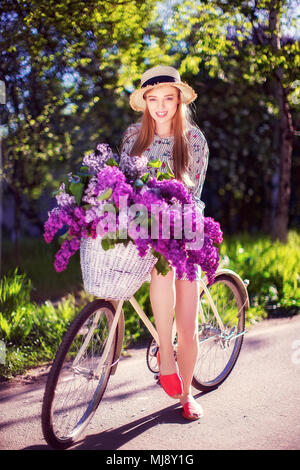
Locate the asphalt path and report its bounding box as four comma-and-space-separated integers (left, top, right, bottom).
1, 315, 300, 451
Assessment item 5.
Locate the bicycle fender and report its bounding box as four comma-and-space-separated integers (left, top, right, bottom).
214, 268, 250, 311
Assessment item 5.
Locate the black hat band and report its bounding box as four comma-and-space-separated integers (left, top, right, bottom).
141, 75, 178, 88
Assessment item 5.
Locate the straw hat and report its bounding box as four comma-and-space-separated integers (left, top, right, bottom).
129, 65, 197, 112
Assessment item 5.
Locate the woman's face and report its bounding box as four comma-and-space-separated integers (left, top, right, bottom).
144, 85, 180, 128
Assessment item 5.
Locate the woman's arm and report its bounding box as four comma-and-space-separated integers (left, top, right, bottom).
120, 123, 140, 154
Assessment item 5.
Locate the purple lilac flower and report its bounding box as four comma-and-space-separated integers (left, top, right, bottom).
54, 237, 81, 272
44, 206, 73, 243
119, 152, 148, 182
112, 181, 134, 208
55, 184, 76, 207
44, 141, 223, 279
147, 178, 193, 205
82, 143, 114, 175
82, 176, 98, 205
95, 166, 125, 193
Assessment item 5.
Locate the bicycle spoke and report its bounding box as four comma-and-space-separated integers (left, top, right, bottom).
193, 273, 246, 390
42, 301, 118, 448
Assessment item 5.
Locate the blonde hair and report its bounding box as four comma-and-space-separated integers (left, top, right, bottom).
123, 88, 197, 188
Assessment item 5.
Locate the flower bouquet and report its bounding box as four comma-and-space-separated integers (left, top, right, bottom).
44, 142, 223, 298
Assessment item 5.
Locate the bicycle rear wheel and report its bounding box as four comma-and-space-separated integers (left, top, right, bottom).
42, 299, 118, 449
192, 272, 247, 392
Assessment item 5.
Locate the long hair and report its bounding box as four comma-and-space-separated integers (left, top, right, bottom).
124, 89, 197, 188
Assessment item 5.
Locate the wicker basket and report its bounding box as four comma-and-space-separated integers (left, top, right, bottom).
80, 237, 157, 300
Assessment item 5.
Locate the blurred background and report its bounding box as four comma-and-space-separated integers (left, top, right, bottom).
0, 0, 299, 377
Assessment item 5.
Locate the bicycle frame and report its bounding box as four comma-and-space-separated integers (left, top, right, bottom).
90, 275, 223, 379
73, 267, 249, 380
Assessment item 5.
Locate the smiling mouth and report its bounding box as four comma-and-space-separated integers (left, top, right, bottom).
156, 112, 168, 117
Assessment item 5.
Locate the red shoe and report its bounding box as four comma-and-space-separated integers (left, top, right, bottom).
182, 400, 204, 420
157, 351, 184, 399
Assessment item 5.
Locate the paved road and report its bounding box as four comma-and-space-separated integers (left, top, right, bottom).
1, 315, 300, 451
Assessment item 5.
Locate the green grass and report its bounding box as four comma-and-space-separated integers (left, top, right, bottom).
0, 269, 152, 379
1, 237, 82, 302
0, 269, 83, 378
1, 230, 299, 379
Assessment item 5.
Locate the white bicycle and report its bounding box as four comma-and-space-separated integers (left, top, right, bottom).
42, 261, 249, 449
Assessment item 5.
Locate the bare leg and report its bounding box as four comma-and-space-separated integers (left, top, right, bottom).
149, 267, 177, 375
174, 279, 199, 406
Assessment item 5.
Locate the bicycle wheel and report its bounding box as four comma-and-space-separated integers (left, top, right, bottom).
192, 272, 247, 392
146, 338, 159, 374
146, 339, 178, 375
42, 299, 118, 449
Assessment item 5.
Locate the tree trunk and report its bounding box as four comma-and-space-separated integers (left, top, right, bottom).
269, 1, 294, 243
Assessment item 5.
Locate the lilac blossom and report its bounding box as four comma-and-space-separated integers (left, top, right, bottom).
119, 152, 148, 182
55, 184, 76, 207
82, 143, 114, 175
44, 141, 223, 282
82, 176, 98, 205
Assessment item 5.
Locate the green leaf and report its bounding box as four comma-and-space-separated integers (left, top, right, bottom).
101, 236, 116, 250
157, 171, 173, 180
165, 161, 175, 177
101, 237, 111, 251
82, 203, 93, 210
0, 313, 10, 338
23, 311, 33, 338
69, 182, 84, 205
106, 157, 118, 166
77, 166, 93, 177
58, 231, 71, 245
98, 187, 113, 201
148, 158, 162, 168
141, 172, 150, 183
151, 250, 171, 276
79, 166, 89, 172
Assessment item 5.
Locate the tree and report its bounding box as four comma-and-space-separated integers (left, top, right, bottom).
160, 0, 300, 241
0, 0, 157, 251
266, 0, 295, 242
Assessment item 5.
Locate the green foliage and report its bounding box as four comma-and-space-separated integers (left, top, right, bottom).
2, 237, 82, 302
2, 0, 300, 241
0, 267, 154, 379
0, 269, 32, 316
1, 0, 300, 377
219, 230, 300, 321
1, 0, 159, 235
0, 269, 81, 378
2, 231, 300, 378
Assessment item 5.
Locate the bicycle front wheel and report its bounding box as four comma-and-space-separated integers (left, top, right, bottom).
193, 272, 247, 392
42, 299, 118, 449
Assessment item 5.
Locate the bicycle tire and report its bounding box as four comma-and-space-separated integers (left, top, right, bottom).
192, 272, 247, 392
146, 338, 159, 374
42, 299, 118, 449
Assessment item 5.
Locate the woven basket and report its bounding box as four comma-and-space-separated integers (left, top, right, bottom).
80, 237, 157, 300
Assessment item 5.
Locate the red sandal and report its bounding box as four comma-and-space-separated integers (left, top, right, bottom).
157, 351, 184, 399
182, 400, 204, 420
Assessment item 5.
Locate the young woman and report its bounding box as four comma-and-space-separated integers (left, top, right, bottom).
120, 65, 209, 420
